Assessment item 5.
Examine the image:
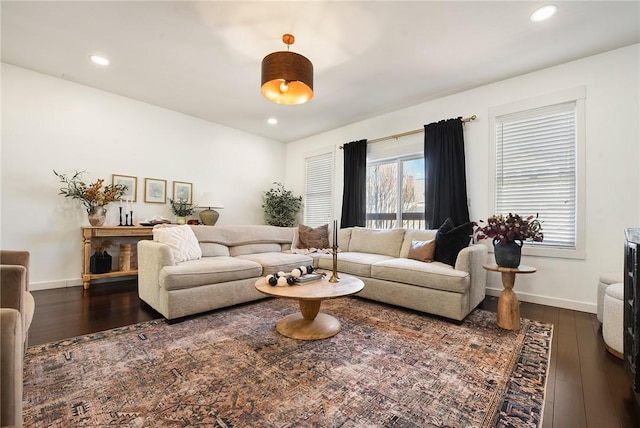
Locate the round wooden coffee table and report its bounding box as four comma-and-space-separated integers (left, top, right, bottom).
254, 273, 364, 340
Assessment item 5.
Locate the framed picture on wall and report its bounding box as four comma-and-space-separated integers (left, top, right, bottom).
112, 174, 137, 202
144, 178, 167, 204
172, 181, 193, 204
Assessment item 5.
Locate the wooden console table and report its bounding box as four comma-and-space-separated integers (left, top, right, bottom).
82, 226, 154, 289
482, 263, 536, 330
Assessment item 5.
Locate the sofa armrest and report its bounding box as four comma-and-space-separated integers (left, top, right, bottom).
1, 308, 23, 427
455, 244, 488, 309
0, 266, 27, 314
137, 240, 175, 308
0, 250, 29, 290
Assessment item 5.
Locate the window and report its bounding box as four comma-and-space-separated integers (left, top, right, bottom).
489, 87, 585, 259
303, 152, 333, 227
366, 155, 425, 229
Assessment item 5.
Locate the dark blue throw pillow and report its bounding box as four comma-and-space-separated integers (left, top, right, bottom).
434, 218, 473, 267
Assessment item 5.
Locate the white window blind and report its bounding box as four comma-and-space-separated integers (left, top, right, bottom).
495, 102, 577, 248
304, 153, 333, 227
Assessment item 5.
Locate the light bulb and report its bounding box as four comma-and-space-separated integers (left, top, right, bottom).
279, 81, 289, 93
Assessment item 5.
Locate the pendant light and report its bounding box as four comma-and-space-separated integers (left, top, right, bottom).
261, 34, 313, 105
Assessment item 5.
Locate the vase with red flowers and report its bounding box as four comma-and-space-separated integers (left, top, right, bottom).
474, 213, 543, 268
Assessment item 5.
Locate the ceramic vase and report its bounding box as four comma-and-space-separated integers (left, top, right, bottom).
493, 239, 523, 268
87, 205, 107, 227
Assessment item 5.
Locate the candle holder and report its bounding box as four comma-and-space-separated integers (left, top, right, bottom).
328, 244, 339, 283
125, 213, 129, 226
129, 210, 134, 226
118, 207, 123, 226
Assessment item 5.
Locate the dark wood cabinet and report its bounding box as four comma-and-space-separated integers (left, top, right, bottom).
624, 228, 640, 412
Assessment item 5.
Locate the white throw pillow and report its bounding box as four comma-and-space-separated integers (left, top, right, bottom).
153, 225, 202, 263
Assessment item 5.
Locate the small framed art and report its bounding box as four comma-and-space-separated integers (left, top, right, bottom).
144, 178, 167, 203
173, 181, 193, 204
112, 174, 137, 202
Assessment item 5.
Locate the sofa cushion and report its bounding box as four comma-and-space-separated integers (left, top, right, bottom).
229, 244, 282, 257
160, 257, 262, 291
200, 243, 230, 257
297, 224, 330, 249
235, 252, 313, 275
407, 239, 436, 262
434, 218, 473, 267
153, 225, 202, 263
348, 228, 405, 257
337, 228, 352, 250
371, 258, 470, 293
316, 252, 394, 277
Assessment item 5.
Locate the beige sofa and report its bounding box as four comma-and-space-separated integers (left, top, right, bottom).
138, 225, 487, 323
313, 227, 487, 321
138, 225, 313, 320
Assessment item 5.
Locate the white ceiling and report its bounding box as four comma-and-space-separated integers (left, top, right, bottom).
2, 1, 639, 143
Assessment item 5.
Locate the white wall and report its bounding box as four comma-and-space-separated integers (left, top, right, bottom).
1, 63, 286, 289
285, 44, 640, 313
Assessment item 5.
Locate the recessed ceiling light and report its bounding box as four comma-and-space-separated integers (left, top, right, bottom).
89, 55, 110, 66
530, 5, 557, 22
267, 118, 278, 125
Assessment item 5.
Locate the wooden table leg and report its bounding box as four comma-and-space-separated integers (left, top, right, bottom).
497, 272, 520, 330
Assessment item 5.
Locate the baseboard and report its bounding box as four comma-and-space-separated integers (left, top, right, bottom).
30, 278, 82, 291
486, 287, 597, 314
30, 276, 129, 291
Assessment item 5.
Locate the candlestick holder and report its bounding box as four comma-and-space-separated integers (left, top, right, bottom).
118, 207, 123, 226
129, 210, 134, 226
125, 213, 129, 226
328, 244, 339, 283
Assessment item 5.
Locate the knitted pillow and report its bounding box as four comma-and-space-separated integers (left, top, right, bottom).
153, 225, 202, 263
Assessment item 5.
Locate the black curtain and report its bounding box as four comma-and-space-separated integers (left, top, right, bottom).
424, 118, 470, 228
341, 139, 367, 228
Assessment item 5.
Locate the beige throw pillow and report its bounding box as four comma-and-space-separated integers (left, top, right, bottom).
407, 239, 436, 262
297, 224, 330, 249
153, 224, 202, 263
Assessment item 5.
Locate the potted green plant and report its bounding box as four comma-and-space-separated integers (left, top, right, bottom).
169, 198, 195, 224
90, 239, 114, 274
262, 182, 303, 227
474, 213, 543, 268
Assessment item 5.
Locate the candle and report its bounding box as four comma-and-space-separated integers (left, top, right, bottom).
333, 219, 338, 247
120, 199, 122, 208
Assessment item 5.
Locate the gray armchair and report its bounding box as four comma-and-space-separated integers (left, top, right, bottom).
1, 250, 35, 427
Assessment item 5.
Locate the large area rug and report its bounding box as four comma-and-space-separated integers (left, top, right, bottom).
23, 298, 552, 427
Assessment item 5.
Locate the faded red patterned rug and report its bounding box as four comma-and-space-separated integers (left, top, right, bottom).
23, 297, 552, 427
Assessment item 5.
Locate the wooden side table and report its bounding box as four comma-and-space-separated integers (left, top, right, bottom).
483, 264, 537, 330
82, 226, 154, 290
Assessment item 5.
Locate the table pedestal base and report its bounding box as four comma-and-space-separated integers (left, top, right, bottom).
497, 288, 520, 331
276, 312, 341, 340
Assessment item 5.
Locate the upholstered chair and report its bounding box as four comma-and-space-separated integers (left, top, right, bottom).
0, 250, 35, 350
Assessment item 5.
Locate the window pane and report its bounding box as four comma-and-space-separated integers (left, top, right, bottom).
366, 162, 398, 229
401, 158, 425, 229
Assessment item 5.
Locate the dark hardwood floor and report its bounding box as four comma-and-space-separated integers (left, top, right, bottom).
28, 281, 639, 428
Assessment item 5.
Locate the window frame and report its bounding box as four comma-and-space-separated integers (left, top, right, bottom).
488, 86, 586, 259
366, 153, 425, 229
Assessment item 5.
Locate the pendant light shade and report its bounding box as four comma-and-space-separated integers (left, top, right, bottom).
261, 34, 313, 105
